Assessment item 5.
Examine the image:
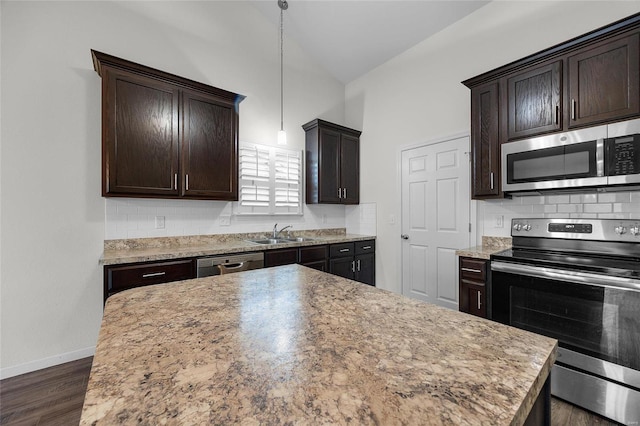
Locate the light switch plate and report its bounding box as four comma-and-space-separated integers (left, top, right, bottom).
495, 215, 504, 228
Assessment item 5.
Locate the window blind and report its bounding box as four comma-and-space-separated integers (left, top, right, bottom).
235, 143, 302, 215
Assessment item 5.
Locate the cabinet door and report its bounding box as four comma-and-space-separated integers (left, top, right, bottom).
340, 134, 360, 204
568, 33, 640, 128
355, 253, 375, 286
299, 245, 327, 272
181, 89, 238, 200
507, 61, 561, 140
470, 82, 501, 198
459, 279, 486, 317
318, 127, 341, 203
104, 68, 180, 196
264, 248, 299, 267
329, 257, 354, 280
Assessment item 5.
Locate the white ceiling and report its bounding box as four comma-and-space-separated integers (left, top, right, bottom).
248, 0, 489, 84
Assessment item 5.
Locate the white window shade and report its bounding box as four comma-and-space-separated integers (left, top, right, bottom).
234, 143, 302, 216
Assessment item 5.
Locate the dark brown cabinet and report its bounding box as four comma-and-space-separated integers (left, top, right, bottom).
458, 257, 487, 318
464, 14, 640, 200
507, 60, 562, 140
470, 82, 501, 198
568, 32, 639, 128
92, 50, 243, 200
265, 245, 329, 272
104, 259, 195, 302
329, 240, 375, 286
264, 248, 299, 267
299, 245, 328, 272
303, 119, 361, 204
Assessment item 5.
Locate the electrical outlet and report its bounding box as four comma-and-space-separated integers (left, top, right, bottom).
495, 215, 504, 228
219, 215, 231, 226
322, 214, 327, 224
155, 216, 165, 229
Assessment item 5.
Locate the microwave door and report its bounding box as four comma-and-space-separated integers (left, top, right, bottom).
502, 127, 608, 193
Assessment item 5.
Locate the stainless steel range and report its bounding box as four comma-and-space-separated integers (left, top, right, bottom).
490, 218, 640, 424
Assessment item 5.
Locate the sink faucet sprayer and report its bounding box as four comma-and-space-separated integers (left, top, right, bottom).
272, 223, 292, 238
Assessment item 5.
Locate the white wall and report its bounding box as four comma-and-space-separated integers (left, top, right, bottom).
345, 1, 640, 294
0, 1, 345, 377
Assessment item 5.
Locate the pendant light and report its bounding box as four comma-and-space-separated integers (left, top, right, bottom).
277, 0, 288, 145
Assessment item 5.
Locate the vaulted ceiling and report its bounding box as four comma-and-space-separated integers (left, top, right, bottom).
249, 1, 489, 84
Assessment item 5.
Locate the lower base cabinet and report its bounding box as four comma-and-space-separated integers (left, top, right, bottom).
264, 248, 299, 267
104, 259, 195, 303
329, 240, 375, 286
458, 256, 487, 318
299, 245, 328, 272
104, 240, 375, 303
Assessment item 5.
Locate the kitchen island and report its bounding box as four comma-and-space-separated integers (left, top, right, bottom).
81, 265, 557, 425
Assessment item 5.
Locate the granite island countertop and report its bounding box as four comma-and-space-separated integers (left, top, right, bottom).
101, 229, 375, 266
81, 265, 557, 425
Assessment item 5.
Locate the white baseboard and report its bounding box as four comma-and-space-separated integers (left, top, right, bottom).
0, 346, 96, 380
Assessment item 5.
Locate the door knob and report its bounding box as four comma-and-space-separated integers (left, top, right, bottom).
401, 234, 409, 240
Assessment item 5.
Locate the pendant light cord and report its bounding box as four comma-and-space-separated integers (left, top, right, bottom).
279, 5, 284, 132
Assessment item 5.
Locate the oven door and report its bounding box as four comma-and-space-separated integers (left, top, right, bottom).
491, 261, 640, 424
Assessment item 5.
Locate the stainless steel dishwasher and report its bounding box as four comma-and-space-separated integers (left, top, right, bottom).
196, 252, 264, 277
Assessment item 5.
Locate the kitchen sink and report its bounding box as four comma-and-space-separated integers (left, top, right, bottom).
247, 237, 316, 245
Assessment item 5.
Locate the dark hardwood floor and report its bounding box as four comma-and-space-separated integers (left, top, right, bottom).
0, 357, 92, 425
0, 357, 618, 425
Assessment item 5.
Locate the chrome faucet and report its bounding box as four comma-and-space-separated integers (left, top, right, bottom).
272, 223, 292, 239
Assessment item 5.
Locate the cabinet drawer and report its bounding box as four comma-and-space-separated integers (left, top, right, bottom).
355, 240, 375, 255
299, 245, 327, 263
330, 242, 355, 258
106, 259, 195, 296
459, 257, 487, 281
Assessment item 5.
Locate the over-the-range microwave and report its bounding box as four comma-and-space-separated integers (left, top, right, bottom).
502, 118, 640, 195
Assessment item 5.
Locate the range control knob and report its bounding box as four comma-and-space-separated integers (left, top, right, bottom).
614, 226, 627, 235
513, 223, 522, 231
522, 224, 532, 231
630, 226, 640, 236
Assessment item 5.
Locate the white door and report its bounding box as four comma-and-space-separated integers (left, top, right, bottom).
401, 136, 470, 309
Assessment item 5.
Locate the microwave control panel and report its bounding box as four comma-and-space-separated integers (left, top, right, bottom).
606, 134, 640, 176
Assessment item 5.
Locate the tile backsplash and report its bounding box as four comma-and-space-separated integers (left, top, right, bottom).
105, 198, 351, 240
478, 190, 640, 238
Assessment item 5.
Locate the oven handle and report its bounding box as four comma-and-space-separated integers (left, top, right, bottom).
491, 261, 640, 292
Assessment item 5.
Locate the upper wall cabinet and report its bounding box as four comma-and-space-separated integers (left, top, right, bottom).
471, 82, 501, 198
303, 119, 361, 205
567, 32, 639, 128
463, 13, 640, 199
506, 60, 562, 140
91, 50, 244, 200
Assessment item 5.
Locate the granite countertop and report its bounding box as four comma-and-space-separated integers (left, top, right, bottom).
455, 236, 512, 260
101, 229, 375, 266
81, 265, 557, 425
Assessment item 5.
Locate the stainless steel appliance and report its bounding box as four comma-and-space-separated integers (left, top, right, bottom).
490, 218, 640, 424
502, 118, 640, 195
196, 252, 264, 277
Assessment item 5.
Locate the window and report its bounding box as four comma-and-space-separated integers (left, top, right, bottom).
234, 143, 302, 215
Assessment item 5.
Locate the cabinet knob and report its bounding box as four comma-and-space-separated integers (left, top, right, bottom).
401, 234, 409, 240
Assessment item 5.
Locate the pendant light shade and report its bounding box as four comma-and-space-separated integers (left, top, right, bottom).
277, 0, 288, 145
